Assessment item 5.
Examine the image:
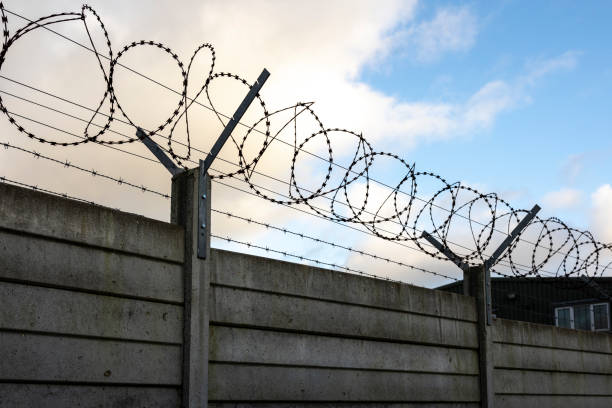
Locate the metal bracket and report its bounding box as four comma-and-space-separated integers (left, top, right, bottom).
136, 128, 181, 176
421, 230, 470, 271
484, 204, 541, 270
422, 204, 541, 326
201, 68, 270, 173
197, 159, 207, 259
196, 68, 270, 259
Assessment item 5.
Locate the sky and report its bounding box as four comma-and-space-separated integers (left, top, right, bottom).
1, 0, 611, 287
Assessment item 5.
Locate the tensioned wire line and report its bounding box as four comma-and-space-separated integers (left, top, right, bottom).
212, 208, 457, 281
0, 175, 113, 208
0, 86, 563, 278
2, 107, 458, 282
1, 6, 585, 264
0, 175, 412, 286
0, 87, 481, 275
0, 140, 169, 198
3, 99, 557, 280
211, 234, 405, 284
210, 176, 554, 279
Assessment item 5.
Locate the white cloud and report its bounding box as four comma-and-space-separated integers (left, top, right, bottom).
542, 188, 583, 210
404, 6, 478, 63
522, 51, 580, 85
590, 184, 612, 243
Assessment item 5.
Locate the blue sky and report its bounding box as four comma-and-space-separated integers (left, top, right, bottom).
1, 0, 611, 286
358, 0, 612, 229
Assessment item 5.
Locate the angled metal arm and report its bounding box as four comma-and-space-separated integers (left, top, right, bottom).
136, 128, 181, 176
197, 68, 270, 259
485, 204, 541, 269
201, 68, 270, 173
421, 230, 470, 271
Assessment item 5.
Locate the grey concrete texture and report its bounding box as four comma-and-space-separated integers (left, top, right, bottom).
210, 249, 476, 322
495, 395, 612, 408
210, 325, 479, 374
494, 318, 612, 353
210, 285, 478, 348
209, 363, 479, 401
209, 404, 480, 408
0, 331, 181, 384
0, 384, 180, 408
0, 182, 184, 263
494, 342, 612, 374
495, 369, 612, 396
1, 281, 183, 343
0, 229, 183, 303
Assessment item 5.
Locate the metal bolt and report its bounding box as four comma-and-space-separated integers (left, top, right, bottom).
202, 194, 206, 199
201, 224, 206, 228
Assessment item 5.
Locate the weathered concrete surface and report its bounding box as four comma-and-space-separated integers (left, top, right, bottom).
0, 182, 186, 408
0, 181, 184, 262
0, 332, 181, 384
210, 249, 476, 322
494, 342, 612, 374
209, 404, 480, 408
211, 285, 477, 348
493, 318, 612, 407
494, 317, 612, 352
495, 369, 612, 395
210, 326, 479, 374
209, 364, 479, 401
495, 395, 612, 408
0, 229, 183, 303
1, 281, 182, 343
0, 384, 180, 408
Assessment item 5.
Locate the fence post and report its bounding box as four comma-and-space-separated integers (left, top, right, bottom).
171, 166, 211, 408
467, 265, 494, 407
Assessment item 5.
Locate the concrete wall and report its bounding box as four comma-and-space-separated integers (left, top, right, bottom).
0, 183, 185, 407
4, 181, 612, 407
207, 249, 481, 406
493, 318, 612, 407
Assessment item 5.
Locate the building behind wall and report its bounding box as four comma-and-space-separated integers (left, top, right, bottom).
438, 277, 612, 333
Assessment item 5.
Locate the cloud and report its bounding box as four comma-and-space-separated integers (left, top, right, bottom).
542, 188, 583, 210
562, 153, 585, 184
0, 0, 586, 283
590, 184, 612, 243
522, 51, 580, 86
402, 6, 478, 63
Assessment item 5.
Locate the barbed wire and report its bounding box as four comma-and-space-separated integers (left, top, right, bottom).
1, 140, 169, 198
212, 208, 457, 282
0, 175, 111, 208
210, 233, 409, 285
0, 89, 571, 280
0, 84, 562, 280
1, 3, 610, 281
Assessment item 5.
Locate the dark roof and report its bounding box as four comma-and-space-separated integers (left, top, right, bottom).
437, 277, 612, 326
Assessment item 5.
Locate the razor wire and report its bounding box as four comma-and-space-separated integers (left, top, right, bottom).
0, 3, 610, 280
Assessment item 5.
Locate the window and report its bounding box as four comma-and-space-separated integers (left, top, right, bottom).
593, 303, 610, 331
555, 303, 610, 331
556, 307, 572, 329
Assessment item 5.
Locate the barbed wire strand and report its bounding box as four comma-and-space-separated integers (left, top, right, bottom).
0, 175, 111, 208
1, 5, 610, 281
0, 139, 169, 198
1, 100, 559, 280
211, 233, 407, 285
212, 208, 457, 282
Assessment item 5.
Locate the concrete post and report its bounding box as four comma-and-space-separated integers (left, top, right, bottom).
171, 168, 210, 408
466, 265, 494, 407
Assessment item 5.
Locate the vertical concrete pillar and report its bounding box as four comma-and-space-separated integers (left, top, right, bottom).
172, 168, 210, 408
467, 265, 494, 407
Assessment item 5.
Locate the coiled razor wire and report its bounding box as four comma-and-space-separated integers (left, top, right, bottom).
1, 3, 610, 280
